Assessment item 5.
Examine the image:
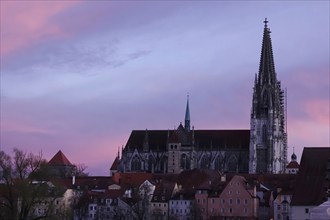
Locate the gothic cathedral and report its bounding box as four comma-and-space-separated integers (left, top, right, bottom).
117, 19, 287, 175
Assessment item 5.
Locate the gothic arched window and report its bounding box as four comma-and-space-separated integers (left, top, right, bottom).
262, 124, 267, 143
148, 155, 154, 172
227, 155, 237, 172
263, 92, 268, 105
214, 155, 223, 170
200, 155, 209, 169
160, 156, 167, 173
181, 154, 190, 170
131, 155, 141, 171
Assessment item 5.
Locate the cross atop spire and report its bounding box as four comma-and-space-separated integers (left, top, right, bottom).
264, 18, 268, 27
184, 93, 190, 132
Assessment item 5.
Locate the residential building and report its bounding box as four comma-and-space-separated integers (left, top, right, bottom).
169, 192, 195, 220
150, 181, 178, 220
291, 147, 330, 220
218, 175, 258, 219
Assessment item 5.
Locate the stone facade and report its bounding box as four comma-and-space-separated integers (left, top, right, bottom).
249, 19, 288, 174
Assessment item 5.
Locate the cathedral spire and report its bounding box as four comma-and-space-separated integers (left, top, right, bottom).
249, 19, 287, 174
184, 94, 190, 132
258, 18, 276, 86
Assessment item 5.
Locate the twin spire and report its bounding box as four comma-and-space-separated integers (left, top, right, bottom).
258, 18, 276, 86
184, 94, 190, 132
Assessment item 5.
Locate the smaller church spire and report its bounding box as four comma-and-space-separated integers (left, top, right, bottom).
291, 147, 297, 161
185, 94, 191, 132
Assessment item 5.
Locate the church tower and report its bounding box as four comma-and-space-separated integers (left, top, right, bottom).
249, 19, 287, 174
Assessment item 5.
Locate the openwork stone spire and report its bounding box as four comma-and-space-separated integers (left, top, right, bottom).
258, 18, 277, 86
184, 94, 190, 132
249, 19, 287, 174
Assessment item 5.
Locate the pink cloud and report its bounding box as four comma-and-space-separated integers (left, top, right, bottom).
303, 99, 329, 125
0, 1, 79, 57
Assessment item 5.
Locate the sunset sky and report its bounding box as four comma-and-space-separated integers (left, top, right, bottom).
1, 1, 329, 175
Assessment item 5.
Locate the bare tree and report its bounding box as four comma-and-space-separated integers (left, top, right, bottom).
0, 148, 66, 220
71, 163, 89, 177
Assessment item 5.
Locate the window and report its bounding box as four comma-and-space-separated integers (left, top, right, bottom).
229, 208, 232, 213
229, 199, 232, 204
237, 199, 240, 204
222, 199, 225, 204
212, 198, 215, 204
283, 204, 287, 211
244, 208, 247, 213
305, 208, 309, 213
181, 154, 190, 170
228, 156, 237, 172
245, 199, 248, 205
131, 155, 141, 171
201, 155, 209, 169
214, 155, 223, 170
278, 205, 281, 210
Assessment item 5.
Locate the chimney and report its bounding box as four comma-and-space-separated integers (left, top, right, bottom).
221, 174, 226, 182
72, 176, 76, 185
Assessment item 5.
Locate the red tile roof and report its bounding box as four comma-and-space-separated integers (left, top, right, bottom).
286, 161, 299, 169
115, 172, 154, 188
48, 150, 72, 166
110, 157, 119, 170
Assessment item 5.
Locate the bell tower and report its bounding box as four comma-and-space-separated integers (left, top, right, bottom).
249, 19, 287, 174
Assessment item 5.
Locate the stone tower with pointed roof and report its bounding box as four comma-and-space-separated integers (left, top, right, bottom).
249, 19, 287, 174
48, 150, 74, 178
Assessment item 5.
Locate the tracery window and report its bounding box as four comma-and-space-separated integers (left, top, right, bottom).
200, 155, 209, 169
214, 155, 223, 170
181, 154, 190, 170
227, 155, 237, 172
131, 155, 141, 171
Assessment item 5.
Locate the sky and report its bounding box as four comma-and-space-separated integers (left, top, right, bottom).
1, 1, 329, 175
